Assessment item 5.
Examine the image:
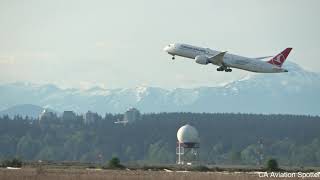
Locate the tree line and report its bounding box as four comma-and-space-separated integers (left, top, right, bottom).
0, 112, 319, 167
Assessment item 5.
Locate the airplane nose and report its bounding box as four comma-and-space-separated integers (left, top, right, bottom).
163, 46, 169, 52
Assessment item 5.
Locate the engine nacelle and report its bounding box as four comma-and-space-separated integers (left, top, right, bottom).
195, 55, 209, 65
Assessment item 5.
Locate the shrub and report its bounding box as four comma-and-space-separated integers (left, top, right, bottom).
87, 165, 97, 169
107, 157, 124, 169
1, 158, 23, 168
192, 165, 210, 172
266, 158, 279, 171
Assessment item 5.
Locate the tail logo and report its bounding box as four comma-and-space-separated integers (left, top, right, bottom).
267, 48, 292, 67
273, 54, 285, 64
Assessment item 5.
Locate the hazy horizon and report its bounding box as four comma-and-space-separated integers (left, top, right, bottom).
1, 0, 320, 89
0, 61, 311, 90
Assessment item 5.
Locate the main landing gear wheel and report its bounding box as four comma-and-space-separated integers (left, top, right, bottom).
172, 56, 175, 60
217, 66, 232, 72
216, 67, 224, 71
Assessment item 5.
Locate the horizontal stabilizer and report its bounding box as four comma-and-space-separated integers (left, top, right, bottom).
208, 51, 227, 66
254, 56, 273, 60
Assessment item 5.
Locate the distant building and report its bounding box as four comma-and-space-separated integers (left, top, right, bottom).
123, 107, 140, 123
39, 109, 57, 122
83, 111, 99, 124
62, 111, 76, 121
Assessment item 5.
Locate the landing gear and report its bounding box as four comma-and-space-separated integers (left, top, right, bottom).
217, 66, 232, 72
216, 67, 224, 71
172, 56, 175, 60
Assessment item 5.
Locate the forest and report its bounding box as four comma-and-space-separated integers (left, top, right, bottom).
0, 112, 319, 167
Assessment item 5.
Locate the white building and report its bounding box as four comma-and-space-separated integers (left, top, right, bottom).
123, 107, 140, 123
62, 111, 76, 121
39, 109, 57, 122
83, 111, 99, 124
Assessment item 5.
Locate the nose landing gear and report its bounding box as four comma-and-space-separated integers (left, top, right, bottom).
172, 56, 175, 60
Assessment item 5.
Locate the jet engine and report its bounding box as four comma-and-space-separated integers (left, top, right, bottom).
195, 55, 209, 65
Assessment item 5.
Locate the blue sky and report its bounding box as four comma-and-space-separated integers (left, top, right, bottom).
0, 0, 319, 89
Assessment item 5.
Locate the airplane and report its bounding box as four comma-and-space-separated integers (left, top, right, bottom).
163, 43, 292, 73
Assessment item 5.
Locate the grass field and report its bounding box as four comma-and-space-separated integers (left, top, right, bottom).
0, 168, 318, 180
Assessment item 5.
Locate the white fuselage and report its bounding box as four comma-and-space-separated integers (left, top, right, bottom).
164, 43, 288, 73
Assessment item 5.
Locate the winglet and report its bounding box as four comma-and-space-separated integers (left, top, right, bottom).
267, 48, 292, 67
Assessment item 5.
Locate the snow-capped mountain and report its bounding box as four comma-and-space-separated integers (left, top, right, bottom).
0, 104, 56, 118
0, 62, 319, 116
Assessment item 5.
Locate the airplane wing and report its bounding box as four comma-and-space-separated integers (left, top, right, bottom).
208, 51, 227, 66
254, 56, 273, 60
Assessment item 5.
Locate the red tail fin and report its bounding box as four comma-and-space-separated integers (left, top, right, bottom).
267, 48, 292, 67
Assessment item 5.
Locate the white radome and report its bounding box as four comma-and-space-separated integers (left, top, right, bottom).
177, 124, 200, 143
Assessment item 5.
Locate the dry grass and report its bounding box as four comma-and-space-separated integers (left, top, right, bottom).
0, 168, 317, 180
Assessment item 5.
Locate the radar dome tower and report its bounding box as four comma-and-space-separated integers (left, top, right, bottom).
176, 124, 200, 165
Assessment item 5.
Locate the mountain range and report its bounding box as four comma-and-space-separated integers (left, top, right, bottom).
0, 62, 319, 117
